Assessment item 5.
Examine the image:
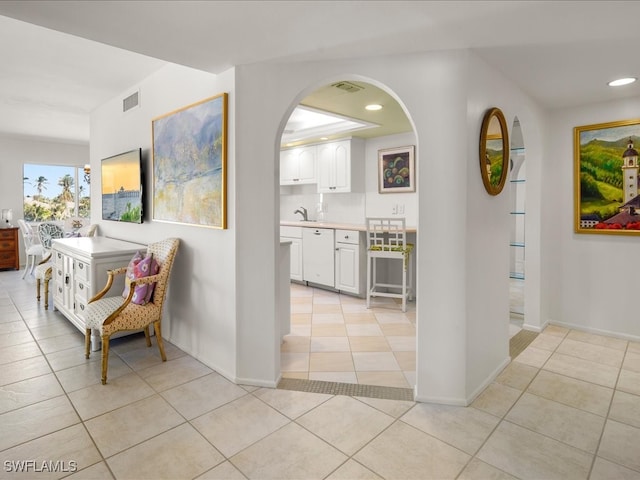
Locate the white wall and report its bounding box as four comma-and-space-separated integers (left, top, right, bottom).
545, 97, 640, 340
0, 135, 89, 265
465, 53, 546, 399
89, 48, 552, 404
365, 132, 417, 224
234, 49, 545, 404
90, 63, 241, 381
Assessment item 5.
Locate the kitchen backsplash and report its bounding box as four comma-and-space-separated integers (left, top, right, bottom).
280, 187, 365, 224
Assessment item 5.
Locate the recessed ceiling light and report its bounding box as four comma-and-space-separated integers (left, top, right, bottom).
320, 137, 329, 141
365, 104, 383, 111
608, 77, 637, 87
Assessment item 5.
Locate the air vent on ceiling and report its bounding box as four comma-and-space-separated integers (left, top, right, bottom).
332, 81, 363, 93
123, 90, 140, 112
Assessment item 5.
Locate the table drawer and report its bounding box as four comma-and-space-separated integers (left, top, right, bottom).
75, 279, 90, 302
54, 250, 65, 268
75, 297, 89, 319
74, 259, 90, 282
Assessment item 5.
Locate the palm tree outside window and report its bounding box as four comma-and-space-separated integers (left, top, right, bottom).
23, 164, 91, 222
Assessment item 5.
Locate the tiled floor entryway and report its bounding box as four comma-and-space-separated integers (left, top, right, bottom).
1, 268, 640, 479
281, 283, 416, 389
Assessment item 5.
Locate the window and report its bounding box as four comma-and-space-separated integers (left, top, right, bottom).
23, 164, 91, 222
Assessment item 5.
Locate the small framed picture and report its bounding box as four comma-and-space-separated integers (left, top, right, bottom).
378, 145, 415, 193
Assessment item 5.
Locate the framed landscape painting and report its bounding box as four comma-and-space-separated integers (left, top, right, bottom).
152, 93, 228, 229
574, 118, 640, 235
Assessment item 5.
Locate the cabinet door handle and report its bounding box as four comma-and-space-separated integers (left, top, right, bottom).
65, 274, 70, 285
78, 263, 84, 270
314, 231, 321, 235
79, 284, 84, 290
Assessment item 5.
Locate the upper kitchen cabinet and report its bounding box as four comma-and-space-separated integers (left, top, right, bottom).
317, 138, 364, 193
280, 145, 317, 185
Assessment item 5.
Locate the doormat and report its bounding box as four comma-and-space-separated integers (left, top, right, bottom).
510, 329, 539, 359
277, 378, 414, 402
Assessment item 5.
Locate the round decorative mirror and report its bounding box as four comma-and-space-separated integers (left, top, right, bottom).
479, 107, 510, 195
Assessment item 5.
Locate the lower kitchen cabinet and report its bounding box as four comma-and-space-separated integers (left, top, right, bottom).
334, 229, 365, 296
302, 227, 335, 287
281, 224, 366, 296
280, 226, 303, 282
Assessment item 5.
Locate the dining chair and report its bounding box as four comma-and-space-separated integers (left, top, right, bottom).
34, 222, 65, 309
17, 219, 44, 278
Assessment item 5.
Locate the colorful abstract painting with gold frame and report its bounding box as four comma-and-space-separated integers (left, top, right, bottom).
378, 145, 415, 193
574, 118, 640, 235
152, 93, 228, 229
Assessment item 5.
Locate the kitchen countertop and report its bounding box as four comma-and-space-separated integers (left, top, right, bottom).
280, 220, 417, 233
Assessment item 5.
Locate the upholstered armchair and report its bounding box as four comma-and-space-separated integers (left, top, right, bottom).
34, 223, 65, 309
81, 238, 180, 384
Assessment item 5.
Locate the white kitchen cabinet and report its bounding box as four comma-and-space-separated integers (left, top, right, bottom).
280, 226, 303, 282
52, 236, 145, 351
280, 145, 317, 185
334, 229, 365, 296
316, 138, 364, 193
302, 227, 335, 287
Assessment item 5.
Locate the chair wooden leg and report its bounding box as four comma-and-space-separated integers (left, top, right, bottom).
36, 279, 41, 302
101, 335, 110, 385
143, 326, 152, 347
44, 279, 50, 310
85, 329, 91, 359
154, 321, 167, 362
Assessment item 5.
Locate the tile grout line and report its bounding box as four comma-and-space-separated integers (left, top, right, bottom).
5, 288, 119, 480
585, 338, 630, 478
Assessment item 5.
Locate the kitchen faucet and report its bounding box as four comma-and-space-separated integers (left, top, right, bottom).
294, 206, 308, 221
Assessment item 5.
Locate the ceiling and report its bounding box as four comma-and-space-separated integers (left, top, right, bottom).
0, 1, 639, 145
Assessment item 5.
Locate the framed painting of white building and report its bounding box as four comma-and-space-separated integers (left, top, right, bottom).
574, 118, 640, 235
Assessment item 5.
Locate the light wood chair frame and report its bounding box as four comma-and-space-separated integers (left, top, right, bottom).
84, 238, 179, 384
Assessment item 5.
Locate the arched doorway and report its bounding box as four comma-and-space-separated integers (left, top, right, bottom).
276, 78, 419, 392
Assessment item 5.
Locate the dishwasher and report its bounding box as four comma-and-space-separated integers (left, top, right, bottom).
302, 227, 335, 287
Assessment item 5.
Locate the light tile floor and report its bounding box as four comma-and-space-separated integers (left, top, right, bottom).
282, 283, 416, 388
1, 269, 640, 479
284, 280, 525, 389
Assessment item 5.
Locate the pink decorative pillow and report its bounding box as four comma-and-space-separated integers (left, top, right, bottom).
122, 251, 160, 305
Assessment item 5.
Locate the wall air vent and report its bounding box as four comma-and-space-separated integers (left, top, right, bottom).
123, 90, 140, 112
331, 81, 363, 93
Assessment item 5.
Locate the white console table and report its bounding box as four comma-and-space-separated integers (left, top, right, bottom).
52, 236, 145, 351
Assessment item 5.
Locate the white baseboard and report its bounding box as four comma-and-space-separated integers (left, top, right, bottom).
550, 320, 640, 343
